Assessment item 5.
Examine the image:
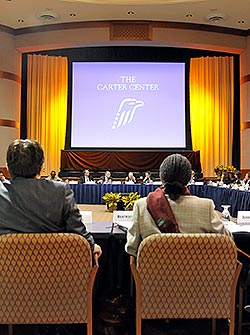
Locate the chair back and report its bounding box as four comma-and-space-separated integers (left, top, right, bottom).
0, 233, 98, 331
131, 233, 242, 335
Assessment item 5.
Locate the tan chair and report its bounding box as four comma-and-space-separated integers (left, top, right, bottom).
0, 233, 99, 335
130, 233, 242, 335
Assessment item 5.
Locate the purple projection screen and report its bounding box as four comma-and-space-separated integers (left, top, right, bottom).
71, 62, 186, 149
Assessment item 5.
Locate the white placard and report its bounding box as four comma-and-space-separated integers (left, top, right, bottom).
152, 181, 162, 185
113, 210, 133, 223
80, 211, 93, 224
194, 181, 204, 185
225, 221, 250, 233
237, 211, 250, 225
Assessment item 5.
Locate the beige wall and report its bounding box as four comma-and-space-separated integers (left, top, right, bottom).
0, 31, 21, 168
1, 22, 249, 173
240, 36, 250, 170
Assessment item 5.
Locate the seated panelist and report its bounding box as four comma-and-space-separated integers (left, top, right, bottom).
99, 170, 113, 184
80, 169, 94, 183
142, 171, 153, 184
46, 170, 62, 182
243, 172, 250, 187
125, 172, 136, 184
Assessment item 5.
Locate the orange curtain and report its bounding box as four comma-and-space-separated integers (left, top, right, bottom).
27, 54, 68, 175
190, 56, 234, 177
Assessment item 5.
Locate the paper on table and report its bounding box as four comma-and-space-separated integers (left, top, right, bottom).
224, 221, 250, 233
80, 211, 93, 224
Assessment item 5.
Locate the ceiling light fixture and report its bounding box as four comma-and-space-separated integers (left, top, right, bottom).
205, 13, 227, 24
37, 10, 59, 23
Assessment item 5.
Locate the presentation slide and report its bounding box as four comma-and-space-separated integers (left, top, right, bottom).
71, 62, 186, 148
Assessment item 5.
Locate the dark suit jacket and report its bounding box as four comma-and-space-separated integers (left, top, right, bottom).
100, 176, 113, 184
0, 177, 94, 248
80, 175, 94, 184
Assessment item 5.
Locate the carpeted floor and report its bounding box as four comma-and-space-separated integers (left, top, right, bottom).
1, 318, 249, 335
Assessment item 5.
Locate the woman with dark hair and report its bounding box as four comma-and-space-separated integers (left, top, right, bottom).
125, 154, 232, 257
233, 170, 243, 187
219, 171, 232, 186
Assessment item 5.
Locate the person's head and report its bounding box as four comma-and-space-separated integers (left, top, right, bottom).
50, 170, 56, 179
105, 171, 111, 178
222, 171, 229, 180
245, 172, 250, 180
84, 169, 90, 176
6, 139, 44, 179
160, 154, 192, 200
128, 172, 134, 179
235, 170, 242, 180
145, 171, 151, 178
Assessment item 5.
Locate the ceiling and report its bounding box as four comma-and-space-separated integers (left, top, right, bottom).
1, 0, 249, 31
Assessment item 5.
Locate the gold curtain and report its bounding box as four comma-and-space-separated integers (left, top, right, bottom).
190, 56, 234, 177
27, 54, 68, 175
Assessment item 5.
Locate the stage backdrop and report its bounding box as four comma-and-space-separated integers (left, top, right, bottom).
60, 150, 201, 174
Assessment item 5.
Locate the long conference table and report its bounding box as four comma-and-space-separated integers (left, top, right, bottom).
70, 183, 159, 205
71, 183, 250, 217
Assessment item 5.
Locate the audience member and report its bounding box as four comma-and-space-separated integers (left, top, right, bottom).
99, 170, 112, 184
46, 170, 62, 182
125, 153, 232, 257
0, 170, 10, 184
142, 171, 153, 184
80, 169, 94, 183
125, 171, 136, 184
0, 139, 102, 257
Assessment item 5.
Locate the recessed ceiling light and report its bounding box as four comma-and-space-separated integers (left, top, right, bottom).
37, 10, 59, 23
205, 13, 227, 24
17, 19, 24, 23
186, 13, 193, 18
70, 13, 77, 17
238, 20, 245, 24
128, 11, 135, 15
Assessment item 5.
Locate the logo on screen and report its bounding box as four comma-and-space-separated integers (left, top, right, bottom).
112, 98, 144, 129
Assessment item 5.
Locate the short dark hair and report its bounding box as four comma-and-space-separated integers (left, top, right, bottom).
6, 139, 44, 179
160, 154, 192, 200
